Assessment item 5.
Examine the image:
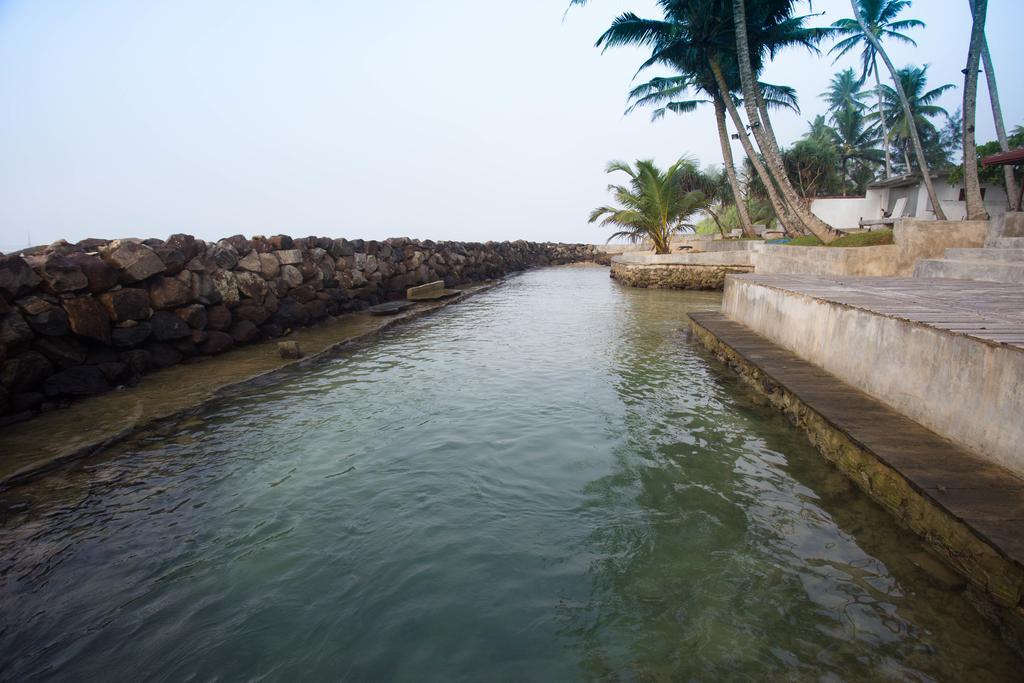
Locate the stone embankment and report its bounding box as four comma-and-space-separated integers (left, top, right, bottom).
0, 235, 596, 423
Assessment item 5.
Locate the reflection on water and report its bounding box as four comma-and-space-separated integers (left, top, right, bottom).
0, 266, 1018, 681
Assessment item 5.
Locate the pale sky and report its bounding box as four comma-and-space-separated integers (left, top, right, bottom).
1, 0, 1021, 251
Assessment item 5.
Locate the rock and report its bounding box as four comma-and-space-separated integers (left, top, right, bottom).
99, 240, 165, 283
30, 253, 89, 293
0, 311, 34, 347
206, 305, 232, 331
259, 253, 280, 279
1, 351, 53, 392
165, 234, 200, 261
190, 271, 222, 305
351, 269, 368, 287
27, 308, 70, 336
275, 249, 303, 266
278, 341, 303, 359
235, 272, 267, 300
280, 265, 303, 289
223, 235, 252, 253
64, 252, 119, 293
290, 284, 317, 303
153, 247, 187, 275
148, 276, 192, 309
233, 304, 270, 325
330, 238, 354, 258
237, 250, 262, 273
0, 383, 7, 413
209, 243, 239, 270
111, 321, 153, 348
199, 330, 233, 355
175, 304, 207, 329
34, 336, 88, 368
211, 271, 240, 306
147, 342, 183, 368
99, 287, 152, 322
229, 320, 260, 343
269, 235, 294, 250
260, 322, 285, 339
120, 349, 152, 375
44, 366, 110, 397
96, 361, 128, 383
0, 255, 42, 300
303, 300, 328, 319
16, 295, 57, 317
150, 310, 191, 341
274, 298, 309, 327
63, 297, 111, 344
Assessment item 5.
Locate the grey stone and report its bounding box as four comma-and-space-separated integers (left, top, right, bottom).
0, 311, 34, 347
150, 310, 191, 341
0, 255, 41, 300
99, 288, 152, 322
99, 240, 165, 283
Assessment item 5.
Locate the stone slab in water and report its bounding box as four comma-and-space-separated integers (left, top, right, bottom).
368, 300, 416, 316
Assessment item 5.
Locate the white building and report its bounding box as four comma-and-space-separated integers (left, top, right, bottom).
810, 173, 1010, 230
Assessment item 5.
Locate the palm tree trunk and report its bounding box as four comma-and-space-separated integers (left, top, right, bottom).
713, 97, 755, 237
972, 2, 1019, 211
962, 0, 989, 220
731, 0, 843, 242
849, 0, 947, 220
873, 58, 893, 178
708, 60, 796, 236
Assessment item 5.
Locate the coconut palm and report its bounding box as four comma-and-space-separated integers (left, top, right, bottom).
822, 68, 867, 118
834, 0, 946, 219
961, 0, 988, 219
971, 0, 1019, 209
729, 0, 844, 241
872, 66, 953, 174
587, 1, 817, 237
828, 108, 884, 193
830, 0, 923, 179
589, 158, 709, 254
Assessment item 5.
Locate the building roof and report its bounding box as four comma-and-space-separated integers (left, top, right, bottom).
866, 173, 938, 189
981, 148, 1024, 167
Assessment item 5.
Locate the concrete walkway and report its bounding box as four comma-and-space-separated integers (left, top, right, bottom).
690, 311, 1024, 639
0, 282, 496, 488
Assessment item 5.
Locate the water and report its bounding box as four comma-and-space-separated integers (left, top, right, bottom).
0, 265, 1018, 681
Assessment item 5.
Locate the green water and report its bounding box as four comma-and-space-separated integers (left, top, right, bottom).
0, 266, 1018, 681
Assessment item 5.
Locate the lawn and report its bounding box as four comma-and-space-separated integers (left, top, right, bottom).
782, 229, 894, 248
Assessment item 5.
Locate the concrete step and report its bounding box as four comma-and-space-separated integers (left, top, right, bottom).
914, 258, 1024, 284
992, 237, 1024, 249
944, 248, 1024, 262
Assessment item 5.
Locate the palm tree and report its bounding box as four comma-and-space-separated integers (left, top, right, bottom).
972, 0, 1020, 210
836, 0, 947, 219
822, 68, 867, 118
830, 0, 923, 180
589, 158, 709, 254
961, 0, 988, 219
827, 108, 884, 194
729, 0, 844, 242
872, 66, 953, 175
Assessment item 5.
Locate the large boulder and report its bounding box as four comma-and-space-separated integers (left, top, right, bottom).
146, 342, 183, 368
43, 366, 110, 397
209, 243, 239, 270
35, 336, 88, 368
190, 271, 221, 305
120, 349, 152, 376
165, 234, 200, 261
111, 321, 153, 348
206, 305, 232, 331
64, 252, 119, 293
199, 330, 234, 355
26, 307, 70, 337
233, 304, 270, 326
259, 253, 280, 279
150, 310, 191, 341
0, 255, 41, 300
99, 287, 152, 322
99, 240, 165, 283
237, 251, 262, 273
1, 351, 53, 392
62, 297, 111, 344
275, 249, 303, 266
235, 272, 268, 300
175, 304, 208, 329
211, 271, 240, 306
148, 276, 192, 309
28, 253, 89, 293
229, 320, 260, 343
280, 265, 303, 289
0, 311, 34, 347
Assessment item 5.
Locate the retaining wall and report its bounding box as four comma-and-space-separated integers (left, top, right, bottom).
0, 234, 596, 424
609, 251, 755, 289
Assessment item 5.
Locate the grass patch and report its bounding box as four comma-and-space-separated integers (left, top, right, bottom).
782, 229, 894, 248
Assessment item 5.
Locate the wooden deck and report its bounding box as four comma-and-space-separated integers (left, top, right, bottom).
730, 274, 1024, 349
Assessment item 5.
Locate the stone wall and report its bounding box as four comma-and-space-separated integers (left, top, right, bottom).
609, 251, 755, 289
0, 234, 596, 424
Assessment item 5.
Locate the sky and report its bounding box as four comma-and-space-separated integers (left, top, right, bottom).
1, 0, 1021, 251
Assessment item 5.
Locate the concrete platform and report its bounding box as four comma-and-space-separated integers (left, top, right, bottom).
720, 274, 1024, 476
689, 311, 1024, 647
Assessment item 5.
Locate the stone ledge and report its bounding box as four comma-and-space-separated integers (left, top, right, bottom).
689, 310, 1024, 655
610, 260, 754, 290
